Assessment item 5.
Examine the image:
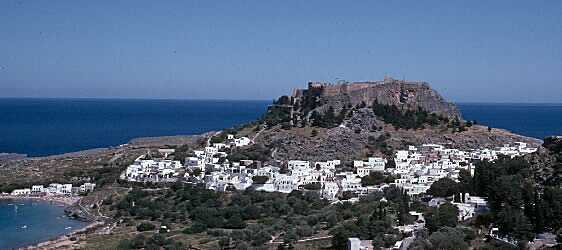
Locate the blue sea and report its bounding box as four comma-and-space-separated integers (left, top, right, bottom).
457, 103, 562, 140
0, 199, 89, 249
0, 98, 270, 157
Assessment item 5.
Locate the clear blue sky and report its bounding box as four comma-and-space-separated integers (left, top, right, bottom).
1, 1, 561, 102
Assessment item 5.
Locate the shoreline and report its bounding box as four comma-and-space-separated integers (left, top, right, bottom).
0, 195, 80, 206
1, 134, 207, 159
0, 195, 99, 250
23, 221, 103, 250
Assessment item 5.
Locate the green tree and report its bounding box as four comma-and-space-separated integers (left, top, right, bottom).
361, 172, 395, 186
283, 229, 298, 248
325, 106, 337, 126
252, 176, 269, 184
534, 191, 545, 233
477, 240, 518, 250
224, 215, 247, 229
131, 234, 147, 249
367, 215, 393, 239
183, 221, 207, 234
302, 182, 321, 190
457, 169, 472, 195
496, 205, 535, 240
427, 178, 459, 198
425, 202, 459, 232
293, 199, 310, 215
336, 106, 348, 124
341, 190, 357, 200
428, 227, 468, 250
398, 191, 411, 225
311, 129, 318, 137
330, 222, 361, 249
191, 168, 202, 177
311, 106, 340, 128
136, 222, 156, 232
488, 175, 524, 212
117, 239, 131, 250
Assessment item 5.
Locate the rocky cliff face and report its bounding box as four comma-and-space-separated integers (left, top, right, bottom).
318, 81, 461, 119
543, 136, 562, 155
524, 136, 562, 186
294, 77, 462, 120
65, 204, 96, 222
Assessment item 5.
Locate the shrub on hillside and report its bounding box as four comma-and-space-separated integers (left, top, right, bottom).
136, 222, 156, 232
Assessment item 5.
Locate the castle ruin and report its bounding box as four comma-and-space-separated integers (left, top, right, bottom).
292, 76, 428, 99
289, 76, 461, 119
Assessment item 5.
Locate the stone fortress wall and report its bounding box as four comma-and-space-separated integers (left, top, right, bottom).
292, 76, 462, 119
293, 76, 428, 99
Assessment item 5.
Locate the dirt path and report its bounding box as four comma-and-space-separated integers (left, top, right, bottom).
269, 235, 332, 244
297, 235, 332, 242
251, 126, 266, 143
206, 131, 221, 147
77, 199, 94, 219
109, 152, 123, 164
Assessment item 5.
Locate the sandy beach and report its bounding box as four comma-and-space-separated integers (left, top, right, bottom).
23, 221, 104, 250
0, 195, 80, 206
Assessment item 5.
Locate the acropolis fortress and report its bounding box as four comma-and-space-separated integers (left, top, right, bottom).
292, 76, 428, 98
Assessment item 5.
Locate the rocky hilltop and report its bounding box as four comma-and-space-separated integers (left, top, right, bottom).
292, 76, 462, 120
257, 77, 542, 162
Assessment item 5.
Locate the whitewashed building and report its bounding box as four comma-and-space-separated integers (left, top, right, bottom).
11, 188, 31, 196
355, 157, 386, 177
80, 183, 96, 193
31, 185, 44, 195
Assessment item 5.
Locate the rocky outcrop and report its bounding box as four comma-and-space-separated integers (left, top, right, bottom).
265, 109, 543, 162
343, 108, 379, 133
271, 126, 369, 162
294, 77, 462, 119
536, 136, 562, 185
543, 136, 562, 154
65, 204, 96, 222
319, 81, 461, 119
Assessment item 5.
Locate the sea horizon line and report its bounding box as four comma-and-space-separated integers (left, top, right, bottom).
0, 97, 273, 102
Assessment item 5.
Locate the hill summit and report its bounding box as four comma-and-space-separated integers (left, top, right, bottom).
292, 76, 462, 120
256, 77, 541, 162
